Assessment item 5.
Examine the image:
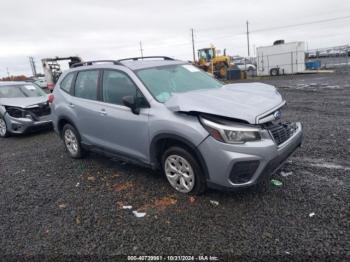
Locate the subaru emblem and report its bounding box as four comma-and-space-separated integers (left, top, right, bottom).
273, 110, 281, 120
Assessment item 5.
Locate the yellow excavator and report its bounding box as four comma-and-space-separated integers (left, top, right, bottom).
196, 45, 231, 79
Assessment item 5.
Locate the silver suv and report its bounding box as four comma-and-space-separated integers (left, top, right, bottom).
51, 57, 303, 194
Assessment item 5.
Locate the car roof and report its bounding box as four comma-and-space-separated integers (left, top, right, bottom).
0, 81, 28, 86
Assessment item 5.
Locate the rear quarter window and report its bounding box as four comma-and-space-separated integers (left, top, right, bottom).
60, 73, 75, 93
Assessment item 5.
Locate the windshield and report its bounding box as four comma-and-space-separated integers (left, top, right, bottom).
136, 64, 223, 102
0, 84, 46, 98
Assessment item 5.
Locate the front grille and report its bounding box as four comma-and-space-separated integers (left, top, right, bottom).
266, 122, 296, 145
26, 103, 51, 117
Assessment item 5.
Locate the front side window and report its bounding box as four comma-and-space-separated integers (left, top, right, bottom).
74, 70, 99, 100
60, 73, 75, 93
102, 70, 137, 105
0, 84, 46, 98
136, 64, 222, 102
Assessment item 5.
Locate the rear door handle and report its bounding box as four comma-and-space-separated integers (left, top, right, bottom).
100, 108, 107, 116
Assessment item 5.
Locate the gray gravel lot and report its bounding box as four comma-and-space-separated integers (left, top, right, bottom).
0, 69, 349, 261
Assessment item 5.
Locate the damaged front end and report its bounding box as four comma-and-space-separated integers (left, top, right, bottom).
3, 102, 52, 134
197, 105, 300, 148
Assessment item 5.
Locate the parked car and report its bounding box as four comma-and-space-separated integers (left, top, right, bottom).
0, 82, 52, 137
234, 62, 256, 72
51, 57, 303, 194
34, 78, 48, 89
318, 50, 329, 58
307, 51, 317, 59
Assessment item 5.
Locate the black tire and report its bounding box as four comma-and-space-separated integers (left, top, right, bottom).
0, 117, 9, 138
62, 124, 84, 159
161, 146, 207, 195
216, 63, 228, 79
270, 68, 279, 76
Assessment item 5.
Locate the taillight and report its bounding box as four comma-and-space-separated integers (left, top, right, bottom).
48, 94, 54, 104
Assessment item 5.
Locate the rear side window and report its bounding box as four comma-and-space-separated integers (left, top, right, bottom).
60, 73, 74, 93
102, 70, 137, 105
75, 70, 99, 100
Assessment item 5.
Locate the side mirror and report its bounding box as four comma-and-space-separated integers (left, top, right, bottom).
122, 96, 140, 115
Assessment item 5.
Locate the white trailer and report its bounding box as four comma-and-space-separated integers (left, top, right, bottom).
256, 41, 305, 76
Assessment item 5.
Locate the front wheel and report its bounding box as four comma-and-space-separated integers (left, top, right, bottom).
62, 124, 84, 158
0, 117, 9, 138
162, 146, 206, 195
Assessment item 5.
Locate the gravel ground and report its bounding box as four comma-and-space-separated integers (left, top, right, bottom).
0, 69, 349, 261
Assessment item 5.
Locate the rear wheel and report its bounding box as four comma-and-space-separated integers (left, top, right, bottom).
0, 117, 8, 138
162, 146, 206, 195
270, 68, 279, 76
62, 124, 84, 158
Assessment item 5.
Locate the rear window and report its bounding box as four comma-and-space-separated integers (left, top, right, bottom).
0, 84, 46, 98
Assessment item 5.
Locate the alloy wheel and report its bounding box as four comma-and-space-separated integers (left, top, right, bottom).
64, 129, 78, 155
164, 155, 195, 193
0, 118, 7, 137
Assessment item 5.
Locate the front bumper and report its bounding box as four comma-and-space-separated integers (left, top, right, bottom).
198, 122, 303, 190
4, 114, 52, 134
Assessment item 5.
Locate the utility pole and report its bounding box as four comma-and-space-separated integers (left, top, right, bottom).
191, 28, 196, 62
246, 21, 250, 57
29, 56, 37, 77
6, 67, 10, 78
139, 41, 144, 59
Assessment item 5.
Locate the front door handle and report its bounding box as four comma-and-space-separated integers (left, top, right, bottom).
100, 109, 107, 116
69, 102, 75, 108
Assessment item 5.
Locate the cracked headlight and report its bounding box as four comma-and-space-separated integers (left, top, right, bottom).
5, 106, 24, 118
200, 116, 261, 144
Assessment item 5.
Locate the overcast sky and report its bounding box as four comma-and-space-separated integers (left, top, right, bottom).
1, 0, 350, 77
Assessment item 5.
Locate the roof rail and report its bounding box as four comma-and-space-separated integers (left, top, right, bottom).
118, 56, 175, 62
71, 60, 123, 68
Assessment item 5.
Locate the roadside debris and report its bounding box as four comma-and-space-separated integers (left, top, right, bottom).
75, 182, 80, 187
189, 196, 196, 203
280, 171, 293, 177
309, 212, 315, 218
58, 203, 67, 209
75, 216, 81, 224
111, 173, 121, 178
122, 205, 132, 209
210, 200, 219, 206
132, 211, 146, 218
87, 176, 96, 182
271, 179, 283, 187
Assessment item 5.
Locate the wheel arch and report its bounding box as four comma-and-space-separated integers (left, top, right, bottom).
149, 133, 209, 179
57, 116, 78, 138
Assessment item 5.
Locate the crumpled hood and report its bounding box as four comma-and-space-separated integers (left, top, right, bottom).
0, 96, 48, 108
165, 82, 284, 124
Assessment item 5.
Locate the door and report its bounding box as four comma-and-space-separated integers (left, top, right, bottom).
97, 69, 150, 162
71, 69, 104, 145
